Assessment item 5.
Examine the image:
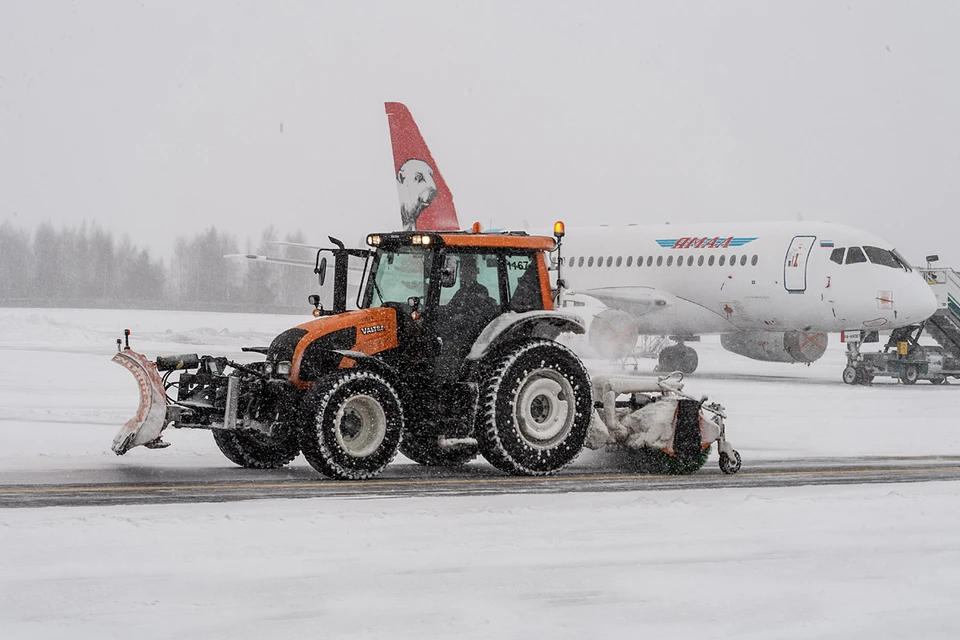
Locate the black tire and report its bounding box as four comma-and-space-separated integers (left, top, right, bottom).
858, 368, 875, 385
399, 430, 479, 467
680, 346, 699, 374
629, 445, 712, 475
212, 427, 300, 469
900, 364, 920, 385
477, 339, 593, 476
842, 366, 858, 385
298, 370, 403, 480
931, 376, 947, 385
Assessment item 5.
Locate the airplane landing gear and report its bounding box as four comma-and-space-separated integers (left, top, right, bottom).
657, 343, 699, 374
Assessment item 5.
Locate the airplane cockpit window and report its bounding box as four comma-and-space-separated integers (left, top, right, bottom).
863, 246, 911, 271
829, 248, 845, 264
846, 246, 867, 264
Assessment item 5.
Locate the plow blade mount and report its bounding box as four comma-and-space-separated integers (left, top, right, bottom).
112, 349, 168, 455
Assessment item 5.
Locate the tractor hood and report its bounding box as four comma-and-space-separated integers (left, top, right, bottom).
271, 308, 399, 389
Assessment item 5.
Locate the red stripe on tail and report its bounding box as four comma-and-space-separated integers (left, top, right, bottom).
385, 102, 460, 231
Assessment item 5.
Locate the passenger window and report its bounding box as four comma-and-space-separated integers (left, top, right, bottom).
708, 255, 715, 266
656, 256, 663, 267
626, 256, 633, 267
688, 256, 694, 267
568, 256, 574, 268
505, 254, 544, 312
698, 255, 704, 267
597, 256, 603, 267
730, 254, 737, 266
588, 256, 594, 267
606, 257, 613, 267
677, 256, 683, 268
578, 256, 584, 267
751, 255, 758, 266
615, 256, 622, 267
829, 248, 845, 265
647, 256, 653, 267
740, 255, 747, 266
846, 246, 867, 264
667, 256, 674, 267
719, 255, 726, 267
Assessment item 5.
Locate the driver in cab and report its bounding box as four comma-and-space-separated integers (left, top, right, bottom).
436, 255, 499, 374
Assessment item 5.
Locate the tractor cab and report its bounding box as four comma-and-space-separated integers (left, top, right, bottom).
316, 230, 558, 381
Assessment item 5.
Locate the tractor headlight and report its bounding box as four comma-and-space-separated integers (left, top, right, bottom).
264, 362, 274, 375
367, 235, 382, 246
276, 361, 292, 377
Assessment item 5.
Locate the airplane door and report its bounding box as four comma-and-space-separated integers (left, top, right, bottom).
784, 235, 816, 293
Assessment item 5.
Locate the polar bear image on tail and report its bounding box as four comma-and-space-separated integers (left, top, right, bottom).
397, 158, 438, 231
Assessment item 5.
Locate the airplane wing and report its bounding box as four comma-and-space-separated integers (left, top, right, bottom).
578, 287, 673, 316
224, 254, 315, 268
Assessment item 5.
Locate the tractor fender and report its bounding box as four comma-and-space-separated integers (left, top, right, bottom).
466, 311, 586, 362
333, 349, 399, 382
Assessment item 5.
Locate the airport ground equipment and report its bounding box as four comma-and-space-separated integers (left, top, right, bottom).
586, 372, 740, 475
113, 225, 740, 479
842, 261, 960, 385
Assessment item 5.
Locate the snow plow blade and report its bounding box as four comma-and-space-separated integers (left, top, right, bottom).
112, 349, 168, 455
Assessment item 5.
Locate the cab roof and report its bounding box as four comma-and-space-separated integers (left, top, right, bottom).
368, 230, 556, 251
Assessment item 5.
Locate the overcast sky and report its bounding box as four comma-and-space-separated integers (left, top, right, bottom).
2, 1, 958, 265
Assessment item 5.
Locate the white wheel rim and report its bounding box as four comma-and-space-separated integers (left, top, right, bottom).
334, 394, 387, 458
514, 369, 576, 449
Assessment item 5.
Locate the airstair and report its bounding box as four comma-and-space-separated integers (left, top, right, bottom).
919, 266, 960, 358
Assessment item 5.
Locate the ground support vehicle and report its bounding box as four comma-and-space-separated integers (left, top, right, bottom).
586, 372, 740, 475
113, 226, 740, 479
842, 325, 960, 385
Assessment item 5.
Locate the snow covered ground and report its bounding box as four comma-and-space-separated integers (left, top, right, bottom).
2, 307, 960, 638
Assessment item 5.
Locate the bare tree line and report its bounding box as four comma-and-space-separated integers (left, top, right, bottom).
0, 221, 320, 313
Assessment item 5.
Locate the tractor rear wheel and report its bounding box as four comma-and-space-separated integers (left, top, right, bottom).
298, 370, 403, 480
477, 339, 592, 476
212, 427, 300, 469
400, 430, 479, 467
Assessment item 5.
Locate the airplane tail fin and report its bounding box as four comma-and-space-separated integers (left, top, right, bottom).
385, 102, 460, 231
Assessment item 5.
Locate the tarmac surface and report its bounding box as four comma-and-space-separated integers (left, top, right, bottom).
3, 455, 960, 508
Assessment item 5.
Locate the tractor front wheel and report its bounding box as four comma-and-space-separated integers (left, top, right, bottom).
477, 340, 592, 476
212, 427, 300, 469
298, 370, 403, 480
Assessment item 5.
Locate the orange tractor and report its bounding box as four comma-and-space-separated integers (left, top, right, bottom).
113, 226, 597, 479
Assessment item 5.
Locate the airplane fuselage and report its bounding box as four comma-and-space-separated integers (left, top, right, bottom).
551, 221, 935, 336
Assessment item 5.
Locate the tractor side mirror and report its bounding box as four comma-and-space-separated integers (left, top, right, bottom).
317, 257, 327, 287
440, 256, 459, 288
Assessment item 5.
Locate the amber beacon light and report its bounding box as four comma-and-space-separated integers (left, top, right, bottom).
471, 221, 482, 233
553, 221, 565, 239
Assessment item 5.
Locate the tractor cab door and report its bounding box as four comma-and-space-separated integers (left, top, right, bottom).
433, 252, 503, 379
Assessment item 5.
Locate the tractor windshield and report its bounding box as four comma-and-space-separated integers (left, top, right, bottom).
364, 247, 433, 308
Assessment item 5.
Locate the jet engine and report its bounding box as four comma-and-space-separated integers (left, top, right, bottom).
588, 309, 640, 360
720, 330, 828, 364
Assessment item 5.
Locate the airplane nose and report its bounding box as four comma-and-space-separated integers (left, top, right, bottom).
900, 278, 938, 323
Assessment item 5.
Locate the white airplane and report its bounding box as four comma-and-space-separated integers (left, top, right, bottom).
386, 103, 938, 373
